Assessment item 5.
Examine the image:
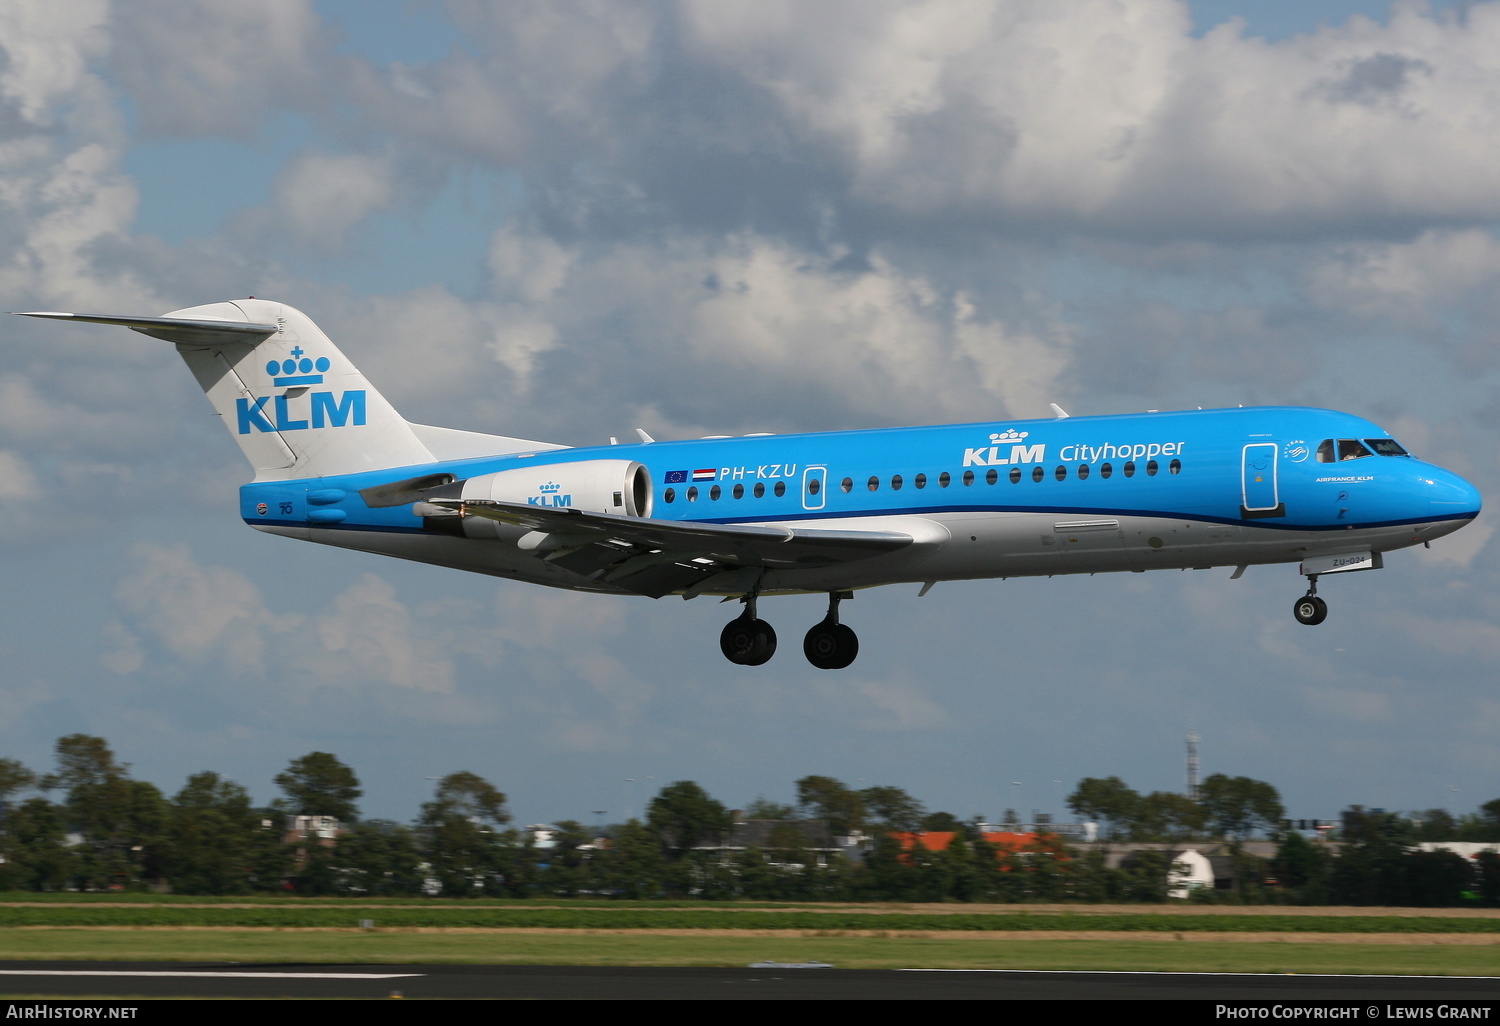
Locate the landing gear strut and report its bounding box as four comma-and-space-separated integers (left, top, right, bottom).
803, 591, 859, 670
1293, 575, 1328, 626
718, 590, 862, 668
720, 590, 777, 665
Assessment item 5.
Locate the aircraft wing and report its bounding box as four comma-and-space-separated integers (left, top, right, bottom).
421, 498, 914, 598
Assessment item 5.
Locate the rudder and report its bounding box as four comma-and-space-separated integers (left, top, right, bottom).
169, 300, 434, 480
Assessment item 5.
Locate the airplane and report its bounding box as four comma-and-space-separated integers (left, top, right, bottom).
17, 299, 1482, 670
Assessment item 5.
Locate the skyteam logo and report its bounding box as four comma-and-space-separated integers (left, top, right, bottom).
963, 429, 1045, 468
528, 482, 572, 507
236, 346, 366, 435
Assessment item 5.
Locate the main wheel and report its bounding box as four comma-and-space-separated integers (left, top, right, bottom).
803, 621, 858, 669
721, 617, 777, 665
1293, 594, 1328, 626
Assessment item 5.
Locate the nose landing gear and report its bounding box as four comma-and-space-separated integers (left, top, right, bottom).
1293, 575, 1328, 625
803, 591, 858, 670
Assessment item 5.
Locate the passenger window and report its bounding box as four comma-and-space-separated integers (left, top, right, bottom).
710, 485, 721, 500
1009, 467, 1021, 484
774, 481, 786, 497
1316, 440, 1336, 463
1077, 464, 1089, 480
1100, 463, 1112, 479
962, 470, 975, 486
914, 473, 927, 489
985, 469, 998, 485
867, 475, 880, 492
733, 483, 744, 499
841, 477, 853, 493
1123, 461, 1136, 478
1145, 460, 1158, 476
664, 488, 676, 503
806, 478, 820, 496
1054, 465, 1067, 481
1169, 459, 1181, 475
938, 472, 951, 487
890, 474, 903, 491
687, 486, 698, 501
753, 482, 765, 498
1338, 439, 1372, 461
1031, 466, 1044, 483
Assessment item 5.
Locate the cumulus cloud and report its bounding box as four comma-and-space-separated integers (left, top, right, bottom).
112, 543, 300, 673
267, 150, 399, 249
476, 229, 1074, 437
675, 0, 1500, 239
1307, 229, 1500, 321
105, 0, 327, 137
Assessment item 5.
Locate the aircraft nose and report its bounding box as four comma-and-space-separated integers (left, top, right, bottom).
1427, 466, 1482, 522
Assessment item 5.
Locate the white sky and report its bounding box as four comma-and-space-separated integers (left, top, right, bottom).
3, 0, 1498, 829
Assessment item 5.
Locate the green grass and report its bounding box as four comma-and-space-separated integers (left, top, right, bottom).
0, 929, 1496, 976
3, 905, 1500, 932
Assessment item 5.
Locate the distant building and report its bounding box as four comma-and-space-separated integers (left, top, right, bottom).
283, 815, 341, 845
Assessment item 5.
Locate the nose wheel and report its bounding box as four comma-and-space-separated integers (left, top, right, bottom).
1293, 576, 1328, 625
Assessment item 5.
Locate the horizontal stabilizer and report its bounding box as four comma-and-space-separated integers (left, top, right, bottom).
14, 311, 277, 345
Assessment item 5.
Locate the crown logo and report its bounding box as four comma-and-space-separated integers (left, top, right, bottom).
539, 482, 561, 493
989, 429, 1028, 444
266, 346, 331, 386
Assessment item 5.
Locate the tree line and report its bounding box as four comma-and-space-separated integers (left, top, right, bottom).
3, 737, 1498, 905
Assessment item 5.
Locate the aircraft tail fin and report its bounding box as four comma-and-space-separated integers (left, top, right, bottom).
19, 299, 439, 480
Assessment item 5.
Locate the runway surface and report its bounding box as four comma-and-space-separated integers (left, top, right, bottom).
1, 962, 1499, 1000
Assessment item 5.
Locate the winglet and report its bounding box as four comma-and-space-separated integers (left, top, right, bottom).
1049, 403, 1070, 419
635, 428, 656, 443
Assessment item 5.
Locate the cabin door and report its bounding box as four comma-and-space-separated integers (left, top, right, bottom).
1240, 443, 1285, 518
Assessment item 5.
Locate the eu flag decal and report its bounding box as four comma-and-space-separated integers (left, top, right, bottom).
664, 470, 689, 484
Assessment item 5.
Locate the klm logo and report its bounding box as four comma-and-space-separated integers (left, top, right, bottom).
237, 390, 367, 434
528, 482, 571, 507
963, 429, 1045, 468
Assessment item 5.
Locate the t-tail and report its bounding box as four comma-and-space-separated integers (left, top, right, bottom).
15, 299, 560, 480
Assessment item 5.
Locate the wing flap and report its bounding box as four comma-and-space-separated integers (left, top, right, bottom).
426, 498, 915, 596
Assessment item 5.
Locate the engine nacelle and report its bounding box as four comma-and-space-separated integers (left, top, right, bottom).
462, 459, 652, 518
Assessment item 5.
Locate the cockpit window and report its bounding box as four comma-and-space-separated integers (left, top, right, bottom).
1318, 439, 1376, 462
1337, 439, 1373, 461
1366, 438, 1409, 457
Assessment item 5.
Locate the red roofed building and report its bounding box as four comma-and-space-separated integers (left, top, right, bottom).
890, 831, 1070, 861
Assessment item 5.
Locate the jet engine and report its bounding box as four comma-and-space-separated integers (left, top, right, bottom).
459, 459, 652, 517
405, 458, 652, 539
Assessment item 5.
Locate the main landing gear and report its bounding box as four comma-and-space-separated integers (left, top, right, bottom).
803, 591, 858, 670
1293, 575, 1329, 626
720, 591, 859, 669
719, 592, 777, 666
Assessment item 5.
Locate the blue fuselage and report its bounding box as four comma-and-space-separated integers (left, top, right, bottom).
241, 406, 1480, 595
